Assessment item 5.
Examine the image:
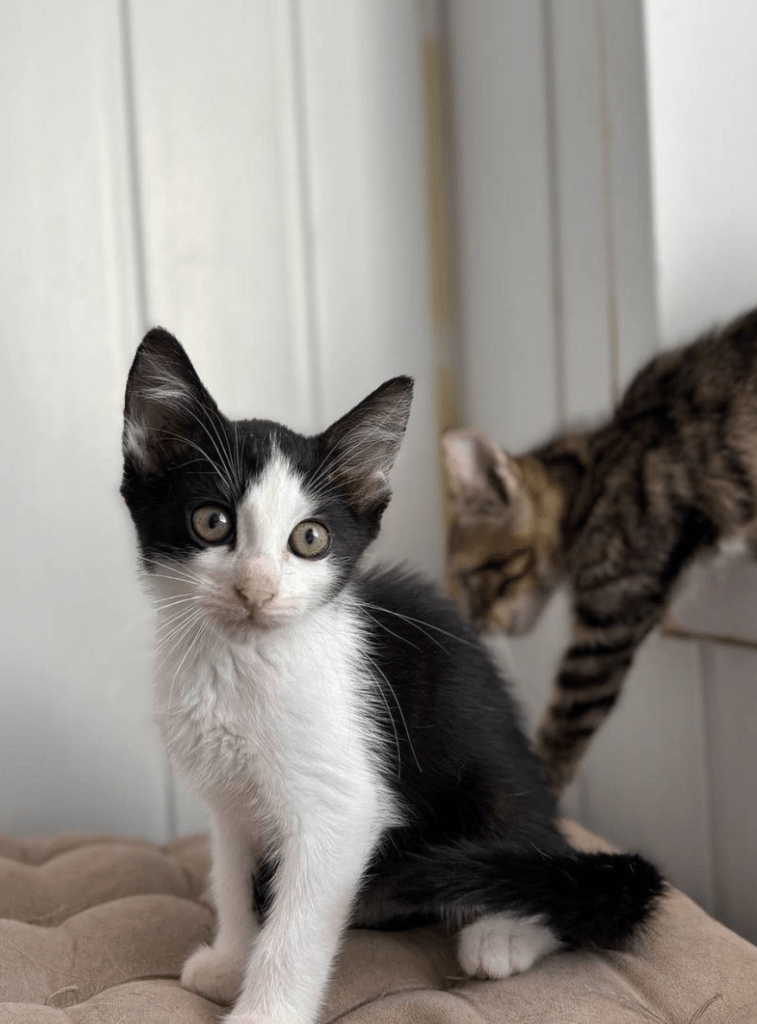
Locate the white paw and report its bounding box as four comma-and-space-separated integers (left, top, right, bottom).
224, 1015, 283, 1024
181, 943, 247, 1005
458, 912, 562, 979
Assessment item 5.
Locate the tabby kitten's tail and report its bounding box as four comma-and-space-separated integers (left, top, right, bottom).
394, 843, 665, 949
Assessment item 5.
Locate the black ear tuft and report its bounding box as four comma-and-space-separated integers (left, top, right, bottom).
122, 328, 222, 473
321, 376, 413, 516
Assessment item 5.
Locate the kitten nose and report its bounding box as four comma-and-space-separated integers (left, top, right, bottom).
236, 559, 278, 609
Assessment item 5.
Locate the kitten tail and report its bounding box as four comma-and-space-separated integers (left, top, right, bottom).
393, 845, 666, 949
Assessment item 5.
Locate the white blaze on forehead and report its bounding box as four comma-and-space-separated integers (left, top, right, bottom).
237, 447, 312, 556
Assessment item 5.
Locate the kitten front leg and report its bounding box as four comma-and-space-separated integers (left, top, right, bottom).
182, 810, 259, 1006
534, 583, 667, 791
227, 792, 385, 1024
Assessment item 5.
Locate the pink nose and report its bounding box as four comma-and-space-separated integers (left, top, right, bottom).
235, 559, 278, 609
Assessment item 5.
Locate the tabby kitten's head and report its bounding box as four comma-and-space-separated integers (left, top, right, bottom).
121, 329, 412, 642
442, 429, 564, 634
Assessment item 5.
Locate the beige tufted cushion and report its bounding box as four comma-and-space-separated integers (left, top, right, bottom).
2, 823, 757, 1023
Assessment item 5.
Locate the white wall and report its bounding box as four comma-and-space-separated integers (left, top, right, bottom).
0, 0, 444, 841
645, 0, 757, 344
643, 0, 757, 943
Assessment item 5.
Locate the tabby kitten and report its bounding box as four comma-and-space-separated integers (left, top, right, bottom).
444, 306, 757, 792
121, 329, 663, 1024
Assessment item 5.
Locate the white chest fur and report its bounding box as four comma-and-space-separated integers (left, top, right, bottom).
152, 598, 399, 842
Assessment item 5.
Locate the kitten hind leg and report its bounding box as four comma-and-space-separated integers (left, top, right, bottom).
458, 912, 562, 979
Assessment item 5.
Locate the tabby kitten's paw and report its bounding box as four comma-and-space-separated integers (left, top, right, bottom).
458, 912, 562, 979
180, 943, 247, 1005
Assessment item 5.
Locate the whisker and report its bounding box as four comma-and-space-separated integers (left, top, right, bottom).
156, 608, 205, 661
361, 610, 421, 652
149, 573, 204, 590
233, 421, 244, 496
195, 406, 238, 496
362, 602, 476, 651
167, 618, 210, 712
364, 653, 422, 774
152, 428, 236, 499
305, 433, 370, 494
366, 663, 402, 776
155, 604, 204, 635
152, 594, 202, 610
147, 559, 207, 586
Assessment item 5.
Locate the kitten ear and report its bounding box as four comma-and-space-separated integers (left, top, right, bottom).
321, 376, 413, 515
442, 429, 522, 509
123, 327, 222, 473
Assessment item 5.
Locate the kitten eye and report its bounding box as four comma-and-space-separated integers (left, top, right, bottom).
503, 550, 533, 578
289, 520, 331, 559
190, 505, 234, 545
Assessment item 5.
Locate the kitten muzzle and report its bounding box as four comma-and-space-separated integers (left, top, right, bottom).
234, 558, 279, 612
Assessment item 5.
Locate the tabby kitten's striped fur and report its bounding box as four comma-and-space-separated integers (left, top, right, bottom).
444, 307, 757, 792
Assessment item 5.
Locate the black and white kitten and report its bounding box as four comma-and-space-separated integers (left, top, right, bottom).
121, 329, 664, 1024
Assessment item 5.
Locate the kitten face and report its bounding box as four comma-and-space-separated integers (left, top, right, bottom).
147, 449, 354, 643
121, 329, 413, 642
446, 516, 554, 634
443, 429, 561, 634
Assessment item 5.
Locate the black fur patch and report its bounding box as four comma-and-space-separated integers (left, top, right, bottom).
388, 842, 666, 949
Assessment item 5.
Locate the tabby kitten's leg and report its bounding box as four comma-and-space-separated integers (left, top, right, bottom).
181, 811, 259, 1005
534, 586, 668, 792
